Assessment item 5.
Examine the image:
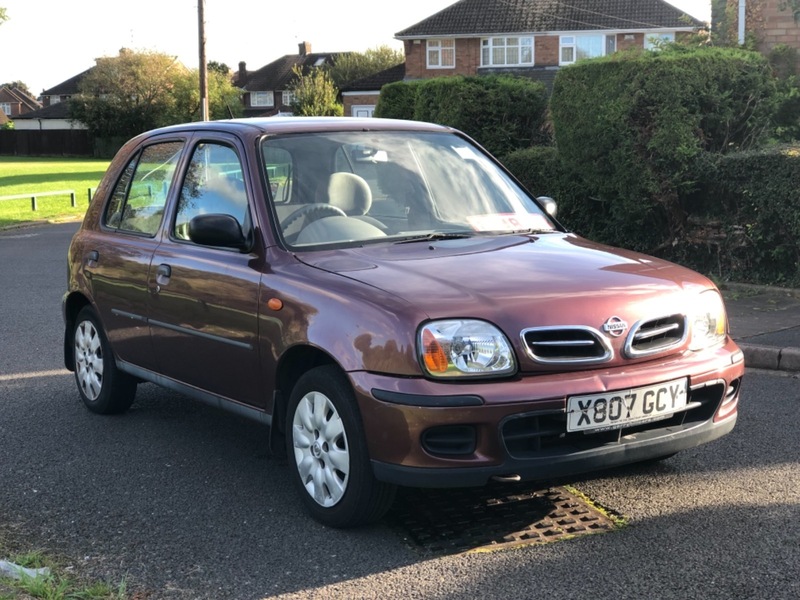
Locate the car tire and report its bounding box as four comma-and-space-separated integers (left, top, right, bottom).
72, 306, 137, 415
286, 365, 396, 528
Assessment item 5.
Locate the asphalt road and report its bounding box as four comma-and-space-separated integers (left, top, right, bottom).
1, 222, 799, 600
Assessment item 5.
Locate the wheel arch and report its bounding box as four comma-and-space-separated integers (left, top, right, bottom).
269, 344, 343, 455
63, 292, 92, 371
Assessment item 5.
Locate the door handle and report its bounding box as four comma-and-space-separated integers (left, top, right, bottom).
155, 264, 172, 287
85, 250, 99, 268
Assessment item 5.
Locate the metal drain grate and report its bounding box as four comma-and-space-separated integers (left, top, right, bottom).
387, 484, 621, 555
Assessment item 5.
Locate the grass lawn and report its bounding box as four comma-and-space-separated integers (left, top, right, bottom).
0, 157, 110, 229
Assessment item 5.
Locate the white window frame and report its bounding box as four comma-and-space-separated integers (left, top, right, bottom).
281, 91, 295, 106
559, 34, 617, 65
480, 36, 534, 67
0, 102, 11, 115
251, 91, 274, 108
427, 39, 455, 69
50, 96, 61, 105
644, 32, 675, 50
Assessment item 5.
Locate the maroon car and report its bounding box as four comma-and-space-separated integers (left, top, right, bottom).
63, 117, 744, 527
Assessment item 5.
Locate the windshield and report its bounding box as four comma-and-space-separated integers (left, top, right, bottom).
260, 130, 556, 249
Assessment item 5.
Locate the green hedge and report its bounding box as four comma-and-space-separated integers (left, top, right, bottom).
375, 75, 549, 156
550, 47, 777, 253
503, 145, 800, 287
683, 146, 800, 286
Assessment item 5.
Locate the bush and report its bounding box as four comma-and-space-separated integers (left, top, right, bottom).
374, 80, 422, 120
376, 75, 549, 156
550, 46, 777, 252
679, 146, 800, 286
502, 146, 592, 234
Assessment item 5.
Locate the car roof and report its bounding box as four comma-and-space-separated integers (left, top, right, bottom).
142, 117, 454, 138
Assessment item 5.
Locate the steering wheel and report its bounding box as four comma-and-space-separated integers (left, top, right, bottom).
280, 203, 347, 231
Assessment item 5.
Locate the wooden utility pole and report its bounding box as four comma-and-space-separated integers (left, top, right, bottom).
198, 0, 209, 121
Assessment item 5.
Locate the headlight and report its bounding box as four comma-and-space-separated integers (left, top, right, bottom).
418, 320, 516, 378
689, 290, 727, 351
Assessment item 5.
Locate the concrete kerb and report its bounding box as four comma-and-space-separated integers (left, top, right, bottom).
721, 282, 800, 374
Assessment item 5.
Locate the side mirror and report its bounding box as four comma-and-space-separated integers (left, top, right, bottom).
188, 214, 249, 251
536, 196, 558, 218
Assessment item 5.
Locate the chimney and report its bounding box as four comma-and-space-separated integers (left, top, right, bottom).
238, 61, 248, 86
298, 41, 312, 56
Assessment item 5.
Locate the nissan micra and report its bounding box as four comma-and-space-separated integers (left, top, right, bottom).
64, 117, 744, 527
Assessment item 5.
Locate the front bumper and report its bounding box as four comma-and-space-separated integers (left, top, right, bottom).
350, 341, 744, 488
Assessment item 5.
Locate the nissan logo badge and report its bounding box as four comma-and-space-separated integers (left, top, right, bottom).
603, 316, 628, 337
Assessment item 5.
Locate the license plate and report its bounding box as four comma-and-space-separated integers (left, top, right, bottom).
567, 378, 688, 433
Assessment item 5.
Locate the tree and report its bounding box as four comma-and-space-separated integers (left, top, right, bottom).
0, 7, 8, 26
69, 49, 186, 139
326, 45, 404, 89
165, 67, 243, 123
207, 61, 230, 76
1, 80, 32, 96
288, 66, 343, 116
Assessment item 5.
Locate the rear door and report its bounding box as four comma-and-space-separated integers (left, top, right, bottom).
84, 138, 185, 372
147, 135, 264, 406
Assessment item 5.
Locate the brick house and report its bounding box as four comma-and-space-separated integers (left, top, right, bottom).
0, 85, 41, 124
341, 63, 405, 117
12, 69, 91, 130
238, 42, 340, 117
396, 0, 702, 81
342, 0, 702, 117
712, 0, 800, 56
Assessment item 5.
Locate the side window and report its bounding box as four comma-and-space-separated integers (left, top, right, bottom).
174, 143, 250, 241
104, 141, 184, 236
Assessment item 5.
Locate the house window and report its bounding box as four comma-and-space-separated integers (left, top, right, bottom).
481, 37, 534, 67
0, 103, 11, 115
560, 34, 616, 65
282, 91, 295, 106
644, 32, 675, 50
427, 39, 455, 69
251, 91, 274, 108
50, 96, 61, 105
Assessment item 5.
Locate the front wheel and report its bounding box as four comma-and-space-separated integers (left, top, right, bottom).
286, 365, 396, 528
72, 306, 137, 415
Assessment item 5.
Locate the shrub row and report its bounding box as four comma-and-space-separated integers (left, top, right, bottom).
504, 145, 800, 287
376, 75, 549, 156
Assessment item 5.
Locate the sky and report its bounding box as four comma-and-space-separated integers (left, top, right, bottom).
0, 0, 712, 95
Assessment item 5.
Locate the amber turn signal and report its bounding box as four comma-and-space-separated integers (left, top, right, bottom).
422, 328, 448, 373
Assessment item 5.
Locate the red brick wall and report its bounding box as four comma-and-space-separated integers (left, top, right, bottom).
404, 38, 481, 78
343, 94, 379, 117
757, 0, 800, 54
536, 36, 559, 66
617, 32, 645, 51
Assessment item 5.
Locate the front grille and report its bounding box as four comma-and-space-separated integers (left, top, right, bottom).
521, 326, 612, 365
502, 381, 731, 459
625, 314, 687, 358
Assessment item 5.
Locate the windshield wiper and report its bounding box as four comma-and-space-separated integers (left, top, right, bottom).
395, 231, 475, 244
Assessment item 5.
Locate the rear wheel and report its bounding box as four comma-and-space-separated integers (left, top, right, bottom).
286, 365, 396, 528
72, 307, 137, 415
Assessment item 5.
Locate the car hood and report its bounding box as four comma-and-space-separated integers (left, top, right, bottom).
299, 233, 712, 316
297, 233, 714, 368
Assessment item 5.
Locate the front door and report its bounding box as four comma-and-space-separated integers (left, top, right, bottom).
147, 137, 263, 406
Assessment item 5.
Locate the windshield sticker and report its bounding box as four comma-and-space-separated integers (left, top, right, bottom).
467, 213, 552, 232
